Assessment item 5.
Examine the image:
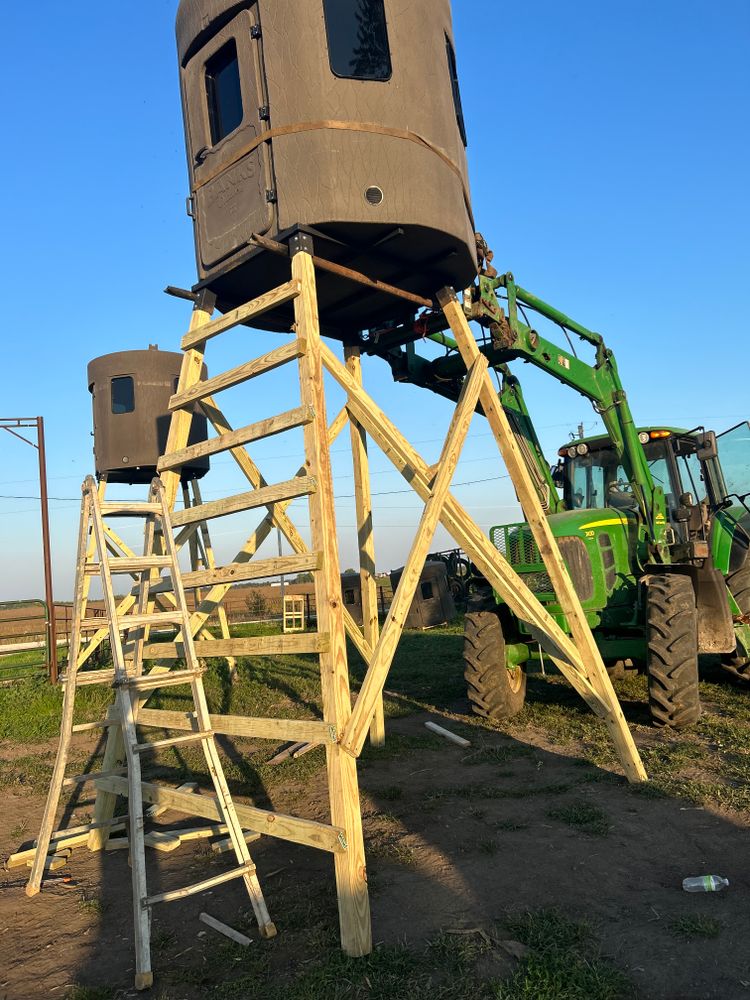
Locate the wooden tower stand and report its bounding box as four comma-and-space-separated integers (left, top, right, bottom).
28, 244, 646, 988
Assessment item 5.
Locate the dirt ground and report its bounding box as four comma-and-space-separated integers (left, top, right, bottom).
1, 703, 749, 1000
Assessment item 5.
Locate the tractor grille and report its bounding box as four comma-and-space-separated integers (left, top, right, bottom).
490, 524, 594, 602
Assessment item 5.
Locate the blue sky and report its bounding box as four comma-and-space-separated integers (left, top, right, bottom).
2, 0, 748, 600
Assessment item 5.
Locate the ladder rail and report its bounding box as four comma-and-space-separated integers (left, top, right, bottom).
26, 487, 94, 897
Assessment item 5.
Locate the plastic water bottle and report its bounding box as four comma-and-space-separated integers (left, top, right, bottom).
682, 875, 729, 892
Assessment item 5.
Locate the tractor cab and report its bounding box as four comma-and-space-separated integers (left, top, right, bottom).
555, 427, 724, 546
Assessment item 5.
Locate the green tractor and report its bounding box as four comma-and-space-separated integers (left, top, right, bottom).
377, 248, 750, 727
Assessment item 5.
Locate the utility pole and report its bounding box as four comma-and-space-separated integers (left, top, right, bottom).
0, 417, 58, 683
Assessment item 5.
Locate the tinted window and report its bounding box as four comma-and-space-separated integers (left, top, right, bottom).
205, 39, 244, 145
111, 377, 135, 415
323, 0, 392, 81
446, 37, 467, 146
420, 581, 434, 600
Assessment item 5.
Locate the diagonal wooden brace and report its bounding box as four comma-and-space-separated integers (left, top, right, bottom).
340, 354, 487, 757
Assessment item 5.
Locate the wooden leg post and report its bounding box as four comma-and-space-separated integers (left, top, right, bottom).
293, 251, 371, 957
344, 346, 384, 747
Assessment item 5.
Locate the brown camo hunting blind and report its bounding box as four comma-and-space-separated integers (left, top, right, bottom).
87, 348, 209, 484
176, 0, 476, 336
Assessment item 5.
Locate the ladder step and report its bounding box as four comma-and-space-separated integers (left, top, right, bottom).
170, 476, 316, 527
65, 669, 117, 687
143, 861, 256, 907
169, 340, 302, 411
107, 556, 173, 574
157, 405, 314, 473
72, 718, 120, 733
133, 731, 213, 753
63, 767, 127, 787
180, 279, 301, 350
120, 669, 204, 691
100, 502, 162, 517
142, 553, 321, 596
84, 556, 172, 576
79, 612, 182, 631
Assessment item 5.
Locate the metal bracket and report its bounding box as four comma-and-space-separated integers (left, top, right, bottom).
259, 105, 270, 121
337, 832, 348, 851
328, 725, 338, 744
250, 24, 262, 39
186, 196, 195, 219
265, 188, 277, 204
288, 231, 314, 257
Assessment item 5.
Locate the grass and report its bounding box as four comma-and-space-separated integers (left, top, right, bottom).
547, 801, 611, 836
494, 909, 634, 1000
669, 915, 723, 940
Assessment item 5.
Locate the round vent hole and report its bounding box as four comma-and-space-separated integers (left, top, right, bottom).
365, 186, 384, 206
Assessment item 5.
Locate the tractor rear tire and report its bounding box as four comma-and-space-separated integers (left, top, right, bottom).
722, 563, 750, 681
463, 602, 526, 720
646, 574, 701, 728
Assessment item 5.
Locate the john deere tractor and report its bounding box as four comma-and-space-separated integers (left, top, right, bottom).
375, 246, 750, 727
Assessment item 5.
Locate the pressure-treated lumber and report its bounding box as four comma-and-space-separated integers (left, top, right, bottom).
170, 340, 302, 410
146, 553, 321, 595
438, 288, 646, 784
319, 344, 617, 725
136, 708, 332, 745
141, 633, 329, 659
158, 405, 313, 472
344, 346, 384, 747
199, 912, 252, 946
292, 251, 372, 956
169, 477, 317, 527
93, 774, 344, 853
144, 862, 256, 906
341, 355, 487, 757
181, 279, 301, 350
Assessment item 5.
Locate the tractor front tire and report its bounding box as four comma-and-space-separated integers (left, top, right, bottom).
646, 574, 701, 728
722, 563, 750, 681
463, 602, 526, 720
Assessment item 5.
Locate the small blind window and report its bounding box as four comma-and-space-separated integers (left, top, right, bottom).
205, 39, 244, 145
446, 37, 467, 147
323, 0, 392, 81
111, 377, 135, 415
420, 581, 434, 600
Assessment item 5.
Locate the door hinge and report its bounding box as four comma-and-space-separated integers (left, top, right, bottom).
258, 105, 270, 121
266, 189, 277, 204
186, 195, 195, 219
250, 24, 262, 39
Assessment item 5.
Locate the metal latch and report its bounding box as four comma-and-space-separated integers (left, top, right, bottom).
185, 196, 195, 219
259, 105, 270, 121
250, 24, 262, 39
265, 189, 277, 204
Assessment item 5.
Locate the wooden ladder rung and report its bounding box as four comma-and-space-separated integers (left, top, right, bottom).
181, 279, 301, 350
63, 767, 127, 788
133, 731, 212, 753
72, 719, 120, 733
121, 669, 204, 691
65, 669, 116, 687
157, 405, 314, 473
106, 556, 173, 574
78, 612, 182, 631
169, 340, 302, 411
170, 476, 316, 527
143, 861, 256, 907
99, 502, 162, 516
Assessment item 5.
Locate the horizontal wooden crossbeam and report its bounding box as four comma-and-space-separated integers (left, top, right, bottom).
142, 633, 329, 659
170, 477, 316, 527
181, 279, 301, 350
170, 341, 303, 410
93, 775, 345, 853
136, 708, 333, 745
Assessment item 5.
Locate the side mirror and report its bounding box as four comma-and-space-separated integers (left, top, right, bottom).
697, 431, 718, 461
551, 461, 565, 489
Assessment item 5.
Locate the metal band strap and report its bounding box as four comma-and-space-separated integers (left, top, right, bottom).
191, 119, 474, 224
